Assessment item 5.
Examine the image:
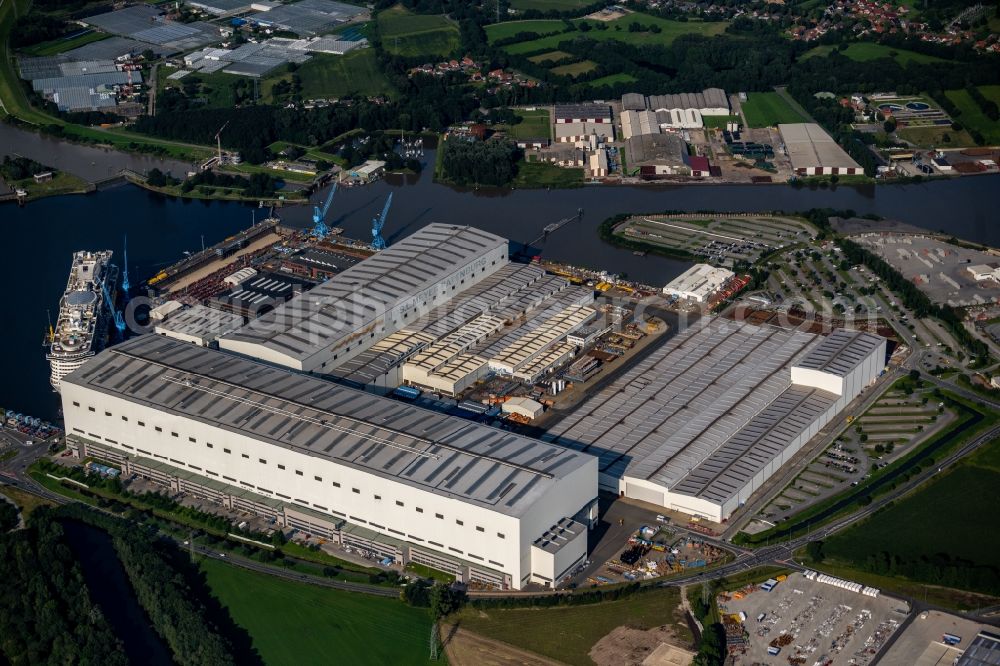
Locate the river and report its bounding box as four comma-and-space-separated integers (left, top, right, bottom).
60, 520, 174, 665
2, 140, 998, 422
0, 122, 196, 184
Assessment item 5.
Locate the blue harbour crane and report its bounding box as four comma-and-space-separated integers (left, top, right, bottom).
121, 235, 130, 295
101, 277, 126, 337
371, 192, 392, 251
312, 181, 338, 238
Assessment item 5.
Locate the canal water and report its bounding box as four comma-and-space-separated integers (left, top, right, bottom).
60, 520, 174, 665
2, 146, 997, 421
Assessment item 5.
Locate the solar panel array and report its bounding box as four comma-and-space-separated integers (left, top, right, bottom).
67, 334, 592, 517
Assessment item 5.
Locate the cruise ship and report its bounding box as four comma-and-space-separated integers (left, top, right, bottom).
47, 250, 117, 392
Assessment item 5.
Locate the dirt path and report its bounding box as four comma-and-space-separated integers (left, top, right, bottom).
441, 624, 563, 666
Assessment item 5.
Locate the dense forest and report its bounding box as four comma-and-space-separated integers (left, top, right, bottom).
0, 508, 128, 665
0, 155, 52, 181
439, 138, 520, 186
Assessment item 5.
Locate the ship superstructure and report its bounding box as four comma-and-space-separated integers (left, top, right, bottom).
47, 250, 116, 392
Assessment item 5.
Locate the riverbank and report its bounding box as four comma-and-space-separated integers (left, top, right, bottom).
125, 172, 308, 205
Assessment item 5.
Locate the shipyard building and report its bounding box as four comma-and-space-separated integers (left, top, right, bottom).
219, 224, 510, 372
62, 334, 598, 590
545, 320, 886, 522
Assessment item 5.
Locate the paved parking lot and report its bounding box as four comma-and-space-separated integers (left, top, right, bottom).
878, 610, 992, 666
719, 572, 908, 666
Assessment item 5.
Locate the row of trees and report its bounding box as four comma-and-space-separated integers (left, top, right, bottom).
0, 508, 127, 665
840, 238, 989, 362
57, 503, 256, 666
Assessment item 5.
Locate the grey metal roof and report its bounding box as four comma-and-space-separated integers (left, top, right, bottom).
621, 92, 647, 111
65, 334, 593, 517
32, 71, 136, 92
553, 104, 612, 121
793, 329, 884, 376
670, 384, 837, 503
533, 517, 585, 554
221, 224, 508, 364
646, 88, 729, 112
154, 304, 244, 342
83, 6, 164, 36
250, 0, 364, 35
64, 36, 168, 60
778, 123, 862, 170
546, 318, 819, 487
957, 632, 1000, 666
54, 87, 118, 111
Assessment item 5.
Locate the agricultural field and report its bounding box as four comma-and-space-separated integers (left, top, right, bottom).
265, 50, 395, 101
741, 91, 807, 127
943, 85, 1000, 145
200, 558, 437, 666
582, 72, 638, 88
486, 19, 565, 42
505, 108, 551, 139
509, 0, 594, 11
450, 588, 687, 666
551, 60, 596, 77
820, 435, 1000, 591
21, 30, 108, 56
377, 4, 459, 57
527, 49, 572, 63
802, 42, 948, 65
500, 14, 728, 55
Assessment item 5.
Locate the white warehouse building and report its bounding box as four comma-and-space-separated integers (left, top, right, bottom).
546, 320, 886, 522
219, 224, 510, 373
663, 263, 735, 303
62, 335, 599, 590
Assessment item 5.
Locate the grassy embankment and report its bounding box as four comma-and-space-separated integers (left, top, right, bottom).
802, 42, 949, 66
200, 558, 437, 666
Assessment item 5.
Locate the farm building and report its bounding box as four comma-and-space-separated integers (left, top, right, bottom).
778, 123, 863, 176
61, 334, 599, 590
545, 320, 887, 522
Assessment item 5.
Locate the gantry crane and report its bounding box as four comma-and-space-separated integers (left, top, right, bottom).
371, 192, 392, 250
312, 181, 337, 238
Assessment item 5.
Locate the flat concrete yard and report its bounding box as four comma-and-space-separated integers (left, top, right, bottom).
851, 233, 1000, 306
878, 610, 992, 666
718, 572, 908, 666
617, 214, 814, 266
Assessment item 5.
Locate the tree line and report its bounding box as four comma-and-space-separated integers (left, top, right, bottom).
57, 503, 261, 666
0, 507, 128, 665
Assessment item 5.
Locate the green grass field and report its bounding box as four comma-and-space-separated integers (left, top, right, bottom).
741, 91, 807, 127
501, 14, 728, 55
21, 30, 108, 56
802, 42, 948, 65
200, 558, 437, 666
897, 124, 975, 148
944, 86, 1000, 145
513, 160, 583, 187
703, 114, 740, 129
486, 19, 566, 42
582, 72, 637, 88
269, 50, 395, 100
377, 4, 459, 57
527, 49, 572, 63
451, 588, 685, 666
509, 0, 593, 11
506, 108, 551, 139
551, 59, 596, 77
